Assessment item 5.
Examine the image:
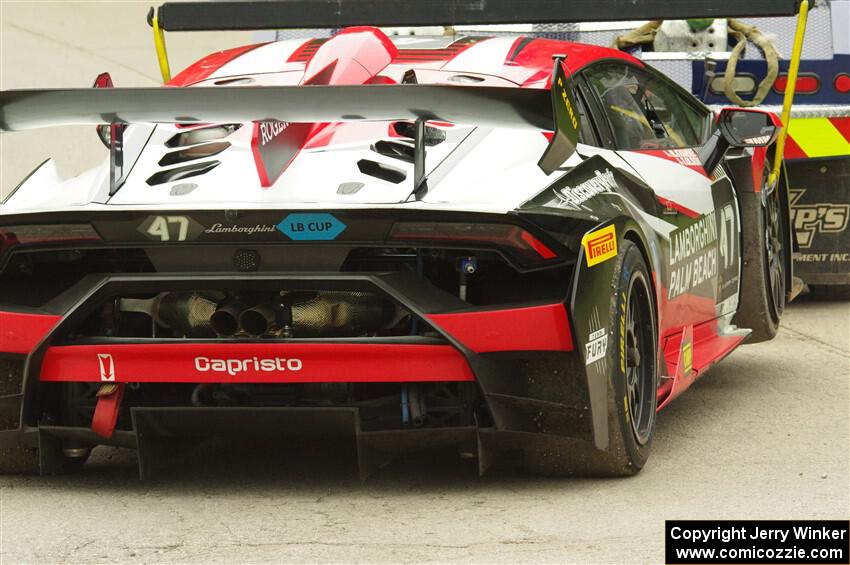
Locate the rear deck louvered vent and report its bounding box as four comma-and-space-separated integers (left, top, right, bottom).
371, 140, 414, 163
147, 161, 221, 186
357, 159, 406, 184
165, 124, 241, 148
159, 142, 231, 167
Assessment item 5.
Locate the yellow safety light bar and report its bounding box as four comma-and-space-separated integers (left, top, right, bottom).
768, 0, 809, 189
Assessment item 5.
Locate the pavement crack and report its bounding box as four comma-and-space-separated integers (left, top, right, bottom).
781, 326, 850, 359
5, 22, 160, 84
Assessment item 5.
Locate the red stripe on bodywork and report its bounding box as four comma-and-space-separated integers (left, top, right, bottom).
168, 43, 267, 87
40, 343, 474, 383
0, 312, 61, 354
428, 303, 573, 353
656, 196, 700, 219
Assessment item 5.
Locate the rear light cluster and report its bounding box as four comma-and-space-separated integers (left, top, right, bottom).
0, 224, 101, 263
389, 222, 558, 263
0, 221, 559, 269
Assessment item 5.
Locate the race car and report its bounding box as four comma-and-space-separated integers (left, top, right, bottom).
0, 3, 796, 478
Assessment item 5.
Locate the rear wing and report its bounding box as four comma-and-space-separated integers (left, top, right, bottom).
0, 84, 551, 132
0, 60, 581, 194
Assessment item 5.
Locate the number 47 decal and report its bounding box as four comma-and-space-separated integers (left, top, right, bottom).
718, 204, 736, 269
144, 215, 190, 241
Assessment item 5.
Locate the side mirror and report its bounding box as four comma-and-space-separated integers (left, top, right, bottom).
717, 108, 779, 148
699, 108, 780, 173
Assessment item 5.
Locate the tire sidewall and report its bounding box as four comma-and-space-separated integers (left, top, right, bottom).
608, 240, 657, 470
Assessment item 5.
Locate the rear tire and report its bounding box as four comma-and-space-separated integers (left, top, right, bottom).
733, 177, 787, 343
525, 240, 658, 477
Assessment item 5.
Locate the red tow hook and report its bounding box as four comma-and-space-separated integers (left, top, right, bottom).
91, 383, 126, 438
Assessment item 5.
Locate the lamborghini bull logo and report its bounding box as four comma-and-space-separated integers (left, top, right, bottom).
790, 189, 849, 248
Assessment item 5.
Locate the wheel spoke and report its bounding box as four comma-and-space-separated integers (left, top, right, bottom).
632, 388, 643, 425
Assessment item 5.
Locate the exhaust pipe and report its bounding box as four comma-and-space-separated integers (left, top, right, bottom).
237, 292, 394, 337
210, 302, 245, 336
239, 303, 280, 337
118, 292, 218, 337
292, 292, 393, 337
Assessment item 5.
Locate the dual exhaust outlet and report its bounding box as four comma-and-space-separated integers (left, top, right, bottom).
209, 292, 394, 338
210, 302, 279, 337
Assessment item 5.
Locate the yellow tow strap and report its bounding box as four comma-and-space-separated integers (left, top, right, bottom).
152, 12, 172, 84
768, 0, 809, 188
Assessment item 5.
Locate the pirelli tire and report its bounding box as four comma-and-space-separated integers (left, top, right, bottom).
732, 173, 788, 343
524, 240, 658, 477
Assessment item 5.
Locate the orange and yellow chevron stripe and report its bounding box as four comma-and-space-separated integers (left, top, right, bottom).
784, 116, 850, 160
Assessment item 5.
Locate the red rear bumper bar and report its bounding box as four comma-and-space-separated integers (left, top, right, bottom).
0, 312, 61, 354
39, 342, 475, 384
